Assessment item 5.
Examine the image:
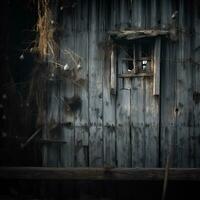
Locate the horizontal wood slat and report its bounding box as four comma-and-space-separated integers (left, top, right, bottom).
0, 167, 200, 181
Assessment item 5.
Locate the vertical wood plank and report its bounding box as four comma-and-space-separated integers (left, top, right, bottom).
161, 0, 172, 29
131, 0, 145, 28
153, 37, 161, 96
59, 9, 76, 167
131, 78, 145, 167
176, 0, 193, 167
116, 89, 131, 167
110, 49, 117, 94
150, 0, 158, 28
193, 0, 200, 167
142, 0, 159, 166
144, 77, 159, 167
43, 2, 60, 167
46, 80, 60, 167
103, 0, 117, 167
103, 46, 116, 167
74, 0, 89, 167
160, 40, 177, 167
88, 0, 103, 167
130, 0, 159, 167
131, 0, 146, 167
160, 0, 177, 167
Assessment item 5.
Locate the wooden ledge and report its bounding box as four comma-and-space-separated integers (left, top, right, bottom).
118, 73, 153, 78
0, 167, 200, 181
109, 29, 170, 40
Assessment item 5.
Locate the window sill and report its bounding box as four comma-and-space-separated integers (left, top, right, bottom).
118, 73, 153, 78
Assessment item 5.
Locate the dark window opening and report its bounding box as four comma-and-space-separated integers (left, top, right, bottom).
122, 38, 153, 75
127, 48, 134, 71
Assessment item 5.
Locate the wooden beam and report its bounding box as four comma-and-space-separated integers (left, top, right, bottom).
109, 29, 170, 40
0, 167, 200, 181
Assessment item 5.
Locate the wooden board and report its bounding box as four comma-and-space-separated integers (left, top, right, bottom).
160, 0, 177, 168
176, 0, 193, 167
153, 37, 161, 96
88, 0, 103, 167
74, 1, 89, 167
58, 9, 76, 167
116, 89, 131, 167
40, 0, 200, 169
103, 46, 116, 167
1, 167, 200, 181
193, 0, 200, 167
131, 78, 145, 167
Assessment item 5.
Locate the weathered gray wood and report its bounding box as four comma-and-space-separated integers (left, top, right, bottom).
1, 167, 200, 181
110, 29, 170, 40
117, 0, 132, 90
59, 9, 76, 167
160, 0, 177, 168
119, 0, 130, 29
130, 0, 159, 168
193, 0, 200, 167
103, 45, 116, 167
41, 0, 200, 169
160, 0, 172, 29
109, 0, 119, 30
160, 40, 177, 167
74, 1, 89, 167
103, 127, 116, 167
116, 89, 131, 167
117, 47, 126, 90
131, 78, 145, 167
144, 77, 159, 167
88, 0, 103, 167
153, 37, 161, 95
150, 0, 158, 28
176, 0, 193, 167
118, 73, 153, 78
75, 127, 89, 167
131, 76, 159, 167
42, 0, 60, 166
110, 49, 116, 94
46, 80, 60, 167
131, 0, 144, 28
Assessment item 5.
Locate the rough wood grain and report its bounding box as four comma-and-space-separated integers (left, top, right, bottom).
131, 78, 145, 167
153, 37, 161, 95
144, 77, 159, 167
116, 89, 131, 167
193, 0, 200, 167
160, 0, 177, 168
1, 167, 200, 181
176, 0, 193, 167
103, 45, 116, 166
59, 9, 76, 167
88, 0, 103, 167
110, 49, 117, 94
74, 1, 89, 167
42, 0, 200, 169
109, 29, 169, 41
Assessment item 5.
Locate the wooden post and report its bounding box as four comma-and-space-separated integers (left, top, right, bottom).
153, 37, 161, 95
110, 47, 116, 95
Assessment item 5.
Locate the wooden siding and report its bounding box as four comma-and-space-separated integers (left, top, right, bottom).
43, 0, 200, 168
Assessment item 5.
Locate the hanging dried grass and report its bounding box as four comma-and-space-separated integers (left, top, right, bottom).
35, 0, 58, 59
26, 0, 86, 126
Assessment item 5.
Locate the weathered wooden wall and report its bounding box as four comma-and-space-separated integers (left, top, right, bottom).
43, 0, 200, 168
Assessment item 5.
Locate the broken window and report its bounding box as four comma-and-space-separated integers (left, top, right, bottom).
122, 38, 153, 75
109, 33, 161, 95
